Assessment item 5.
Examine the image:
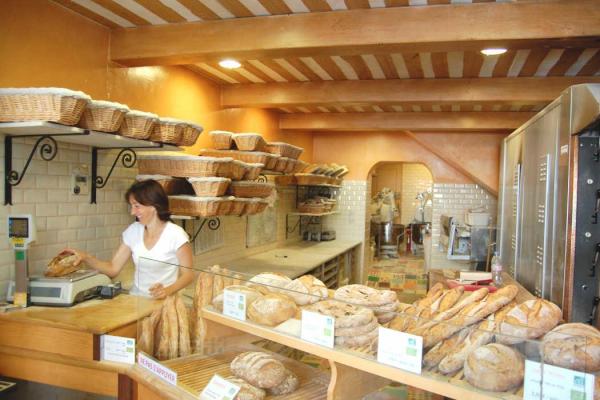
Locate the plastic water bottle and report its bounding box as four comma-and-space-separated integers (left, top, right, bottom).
491, 252, 503, 286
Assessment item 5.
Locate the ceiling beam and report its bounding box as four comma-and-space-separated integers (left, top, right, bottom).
279, 112, 534, 132
110, 1, 600, 66
221, 77, 600, 108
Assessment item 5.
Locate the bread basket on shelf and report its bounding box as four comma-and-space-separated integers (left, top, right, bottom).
187, 177, 231, 197
77, 100, 129, 132
209, 130, 234, 149
241, 198, 269, 215
136, 175, 194, 195
198, 149, 272, 167
233, 133, 266, 151
138, 154, 233, 177
229, 198, 247, 216
295, 173, 331, 186
0, 87, 91, 125
180, 122, 203, 147
265, 142, 304, 159
169, 195, 233, 217
118, 110, 158, 139
150, 117, 186, 144
243, 163, 264, 180
227, 160, 248, 181
274, 157, 289, 173
228, 181, 274, 198
293, 160, 309, 173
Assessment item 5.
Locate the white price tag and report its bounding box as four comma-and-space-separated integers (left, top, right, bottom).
524, 360, 595, 400
223, 289, 247, 321
100, 335, 135, 364
377, 327, 423, 374
137, 353, 177, 386
300, 310, 335, 348
200, 374, 241, 400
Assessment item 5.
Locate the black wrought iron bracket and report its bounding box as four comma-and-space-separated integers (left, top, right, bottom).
180, 217, 221, 243
255, 174, 268, 183
285, 214, 301, 238
5, 134, 62, 205
91, 147, 137, 204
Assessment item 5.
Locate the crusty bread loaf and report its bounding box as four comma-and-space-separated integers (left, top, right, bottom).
212, 265, 225, 296
541, 323, 600, 372
248, 272, 292, 292
335, 326, 379, 348
463, 343, 524, 392
266, 369, 299, 396
304, 299, 374, 328
248, 293, 298, 327
413, 289, 444, 309
45, 254, 83, 277
284, 275, 328, 305
426, 282, 444, 298
230, 352, 288, 389
334, 284, 397, 307
211, 285, 263, 313
175, 296, 191, 357
165, 296, 179, 360
431, 287, 465, 313
156, 300, 171, 360
137, 316, 154, 356
225, 376, 266, 400
335, 316, 379, 337
438, 320, 494, 374
497, 299, 562, 344
423, 328, 470, 369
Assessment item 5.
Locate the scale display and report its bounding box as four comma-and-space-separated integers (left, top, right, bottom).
9, 217, 29, 238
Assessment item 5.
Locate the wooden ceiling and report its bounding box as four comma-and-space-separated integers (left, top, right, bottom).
53, 0, 600, 131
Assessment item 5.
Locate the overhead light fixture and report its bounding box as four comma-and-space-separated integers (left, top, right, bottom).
218, 59, 241, 69
480, 48, 507, 56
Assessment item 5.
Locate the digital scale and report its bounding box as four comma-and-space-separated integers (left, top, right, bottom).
7, 214, 112, 307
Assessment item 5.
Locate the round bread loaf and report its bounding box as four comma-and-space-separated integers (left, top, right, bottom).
335, 316, 379, 337
230, 352, 287, 389
303, 299, 374, 328
284, 275, 328, 305
247, 293, 298, 327
497, 299, 561, 344
463, 343, 524, 392
225, 376, 266, 400
248, 272, 292, 292
334, 284, 397, 307
267, 370, 299, 396
541, 323, 600, 372
335, 326, 379, 348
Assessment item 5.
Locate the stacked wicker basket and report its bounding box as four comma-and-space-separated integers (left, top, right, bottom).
137, 152, 273, 218
294, 163, 349, 186
0, 87, 203, 147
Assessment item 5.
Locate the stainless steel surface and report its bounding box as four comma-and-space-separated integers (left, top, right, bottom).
498, 84, 600, 321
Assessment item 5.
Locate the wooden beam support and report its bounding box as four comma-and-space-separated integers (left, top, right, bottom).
222, 77, 600, 108
403, 130, 498, 197
279, 112, 534, 132
110, 1, 600, 66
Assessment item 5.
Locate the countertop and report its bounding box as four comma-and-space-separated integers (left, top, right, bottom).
225, 240, 362, 278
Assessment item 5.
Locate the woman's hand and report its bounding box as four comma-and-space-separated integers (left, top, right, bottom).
149, 283, 170, 299
60, 248, 88, 267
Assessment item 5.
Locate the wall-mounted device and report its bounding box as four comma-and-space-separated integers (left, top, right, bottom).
71, 164, 89, 196
7, 215, 36, 307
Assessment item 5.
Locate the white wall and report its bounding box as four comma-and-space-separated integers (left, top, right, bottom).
399, 164, 433, 225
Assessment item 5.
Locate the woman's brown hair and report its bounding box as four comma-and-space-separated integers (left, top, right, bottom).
125, 180, 171, 222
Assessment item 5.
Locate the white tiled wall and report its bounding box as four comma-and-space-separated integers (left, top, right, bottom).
400, 164, 433, 225
430, 183, 497, 269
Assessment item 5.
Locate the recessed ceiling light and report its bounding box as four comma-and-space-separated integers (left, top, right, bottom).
218, 59, 241, 69
480, 48, 508, 56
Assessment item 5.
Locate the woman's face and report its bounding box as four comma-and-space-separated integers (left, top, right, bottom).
129, 196, 157, 225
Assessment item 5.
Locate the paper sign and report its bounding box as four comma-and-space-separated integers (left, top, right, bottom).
223, 289, 247, 321
100, 335, 135, 364
137, 352, 177, 386
377, 327, 423, 374
524, 360, 595, 400
300, 310, 335, 348
200, 374, 241, 400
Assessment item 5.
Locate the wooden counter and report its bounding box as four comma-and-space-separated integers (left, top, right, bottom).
0, 294, 161, 398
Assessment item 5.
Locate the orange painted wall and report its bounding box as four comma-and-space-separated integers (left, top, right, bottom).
312, 131, 505, 192
0, 0, 297, 157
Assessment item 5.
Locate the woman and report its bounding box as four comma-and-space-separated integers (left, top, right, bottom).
63, 180, 194, 299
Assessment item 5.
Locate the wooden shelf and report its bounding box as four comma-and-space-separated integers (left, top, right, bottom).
202, 309, 522, 400
297, 183, 342, 188
289, 211, 338, 217
0, 121, 181, 150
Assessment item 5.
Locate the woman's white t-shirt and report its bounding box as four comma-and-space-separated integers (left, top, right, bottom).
122, 221, 189, 297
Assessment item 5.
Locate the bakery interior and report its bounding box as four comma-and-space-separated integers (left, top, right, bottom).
1, 0, 600, 399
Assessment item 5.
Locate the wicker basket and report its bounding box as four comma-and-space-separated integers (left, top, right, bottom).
150, 117, 185, 144
209, 131, 234, 150
274, 157, 290, 173
136, 175, 194, 195
227, 160, 247, 181
244, 198, 269, 215
284, 158, 297, 174
0, 88, 91, 125
77, 100, 129, 132
265, 142, 304, 159
218, 196, 235, 215
293, 160, 309, 173
119, 110, 158, 139
298, 202, 328, 214
138, 154, 233, 177
264, 153, 280, 170
180, 123, 203, 147
228, 182, 274, 198
243, 163, 264, 180
187, 177, 230, 197
229, 198, 247, 216
169, 195, 232, 217
198, 149, 272, 167
233, 133, 266, 151
295, 173, 331, 186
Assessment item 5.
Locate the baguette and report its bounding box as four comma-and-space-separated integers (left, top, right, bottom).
175, 295, 191, 357
166, 296, 179, 360
156, 301, 171, 360
212, 265, 225, 296
423, 328, 470, 369
434, 286, 465, 312
438, 320, 494, 374
137, 317, 154, 356
221, 267, 234, 288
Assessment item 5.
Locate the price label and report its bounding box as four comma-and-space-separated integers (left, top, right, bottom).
200, 374, 241, 400
300, 310, 335, 348
100, 335, 135, 364
223, 289, 247, 321
377, 327, 423, 374
137, 353, 177, 386
524, 360, 595, 400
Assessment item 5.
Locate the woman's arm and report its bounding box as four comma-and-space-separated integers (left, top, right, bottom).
62, 243, 131, 278
148, 242, 194, 299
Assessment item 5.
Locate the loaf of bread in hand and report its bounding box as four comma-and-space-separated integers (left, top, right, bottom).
541, 323, 600, 372
463, 343, 524, 392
